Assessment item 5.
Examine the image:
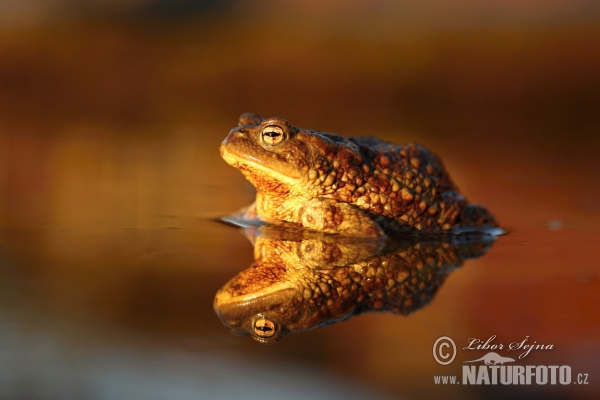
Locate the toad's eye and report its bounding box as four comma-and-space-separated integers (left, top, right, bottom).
252, 316, 277, 339
261, 125, 286, 146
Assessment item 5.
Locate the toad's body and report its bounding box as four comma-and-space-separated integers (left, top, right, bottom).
214, 226, 496, 343
220, 113, 498, 237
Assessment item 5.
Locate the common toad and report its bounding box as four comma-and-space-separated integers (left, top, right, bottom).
220, 113, 498, 237
214, 226, 496, 343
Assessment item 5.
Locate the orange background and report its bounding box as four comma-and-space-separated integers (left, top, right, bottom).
0, 1, 599, 399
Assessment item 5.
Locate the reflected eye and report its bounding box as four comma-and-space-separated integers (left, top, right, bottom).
261, 125, 286, 146
252, 315, 277, 339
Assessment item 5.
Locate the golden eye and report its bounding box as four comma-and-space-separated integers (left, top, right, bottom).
252, 316, 277, 339
261, 125, 285, 146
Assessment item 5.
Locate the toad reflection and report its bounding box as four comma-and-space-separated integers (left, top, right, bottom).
214, 226, 496, 344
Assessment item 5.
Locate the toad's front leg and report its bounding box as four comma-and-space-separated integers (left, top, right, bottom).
298, 198, 385, 239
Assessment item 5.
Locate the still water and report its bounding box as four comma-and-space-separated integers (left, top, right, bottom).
1, 116, 598, 399
214, 226, 499, 344
1, 14, 600, 400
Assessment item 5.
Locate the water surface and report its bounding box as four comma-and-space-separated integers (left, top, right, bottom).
1, 10, 599, 400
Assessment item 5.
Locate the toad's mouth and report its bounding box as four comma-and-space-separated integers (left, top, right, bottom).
213, 282, 297, 325
220, 141, 302, 183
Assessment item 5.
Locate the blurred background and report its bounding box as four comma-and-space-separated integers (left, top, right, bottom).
0, 1, 599, 399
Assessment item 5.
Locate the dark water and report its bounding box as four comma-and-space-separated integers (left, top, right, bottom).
1, 4, 599, 399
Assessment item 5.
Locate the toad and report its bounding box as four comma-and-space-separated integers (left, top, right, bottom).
214, 226, 496, 343
220, 113, 499, 238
